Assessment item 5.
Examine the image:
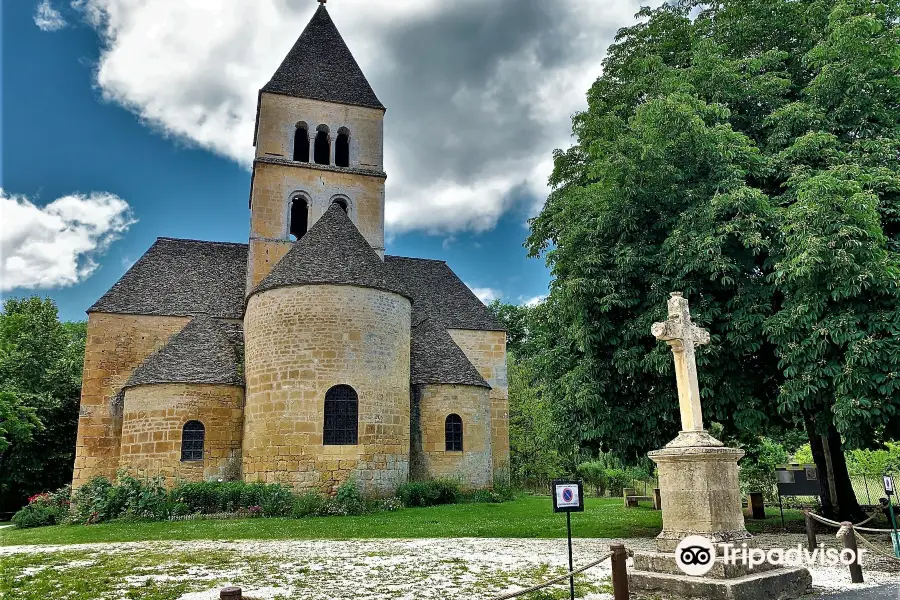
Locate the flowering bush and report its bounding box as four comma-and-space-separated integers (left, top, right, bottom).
12, 485, 71, 529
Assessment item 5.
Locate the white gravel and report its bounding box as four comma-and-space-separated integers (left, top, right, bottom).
2, 535, 898, 599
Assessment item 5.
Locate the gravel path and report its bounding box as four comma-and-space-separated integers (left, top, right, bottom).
2, 535, 898, 599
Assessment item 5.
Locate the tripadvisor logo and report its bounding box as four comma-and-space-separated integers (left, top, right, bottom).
675, 536, 716, 576
675, 535, 867, 575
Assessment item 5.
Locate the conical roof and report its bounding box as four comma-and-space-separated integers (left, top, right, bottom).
262, 5, 384, 110
125, 316, 244, 388
252, 204, 409, 298
410, 320, 490, 388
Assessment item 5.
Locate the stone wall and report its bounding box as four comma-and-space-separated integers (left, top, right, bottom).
243, 284, 411, 495
119, 383, 244, 484
414, 384, 492, 488
248, 92, 387, 293
246, 160, 386, 292
256, 93, 384, 172
72, 313, 190, 487
447, 329, 509, 476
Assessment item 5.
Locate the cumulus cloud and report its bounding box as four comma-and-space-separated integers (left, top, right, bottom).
0, 190, 135, 292
70, 0, 648, 234
467, 284, 499, 304
34, 0, 66, 31
522, 294, 547, 307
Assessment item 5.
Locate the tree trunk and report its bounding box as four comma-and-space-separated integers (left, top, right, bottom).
804, 413, 865, 521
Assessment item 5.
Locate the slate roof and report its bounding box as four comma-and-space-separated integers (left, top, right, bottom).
252, 203, 410, 299
411, 320, 489, 388
125, 316, 244, 388
262, 5, 384, 110
384, 256, 505, 331
88, 238, 247, 319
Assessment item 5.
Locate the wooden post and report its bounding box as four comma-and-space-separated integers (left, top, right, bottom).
610, 544, 629, 600
653, 487, 662, 511
804, 511, 817, 551
748, 492, 765, 519
220, 587, 242, 600
840, 522, 864, 584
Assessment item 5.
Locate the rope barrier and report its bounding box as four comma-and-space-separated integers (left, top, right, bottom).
808, 511, 889, 531
854, 525, 896, 534
853, 530, 900, 563
490, 551, 615, 600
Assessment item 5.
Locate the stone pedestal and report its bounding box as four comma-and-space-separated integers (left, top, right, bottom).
629, 551, 812, 600
628, 430, 811, 599
649, 430, 750, 552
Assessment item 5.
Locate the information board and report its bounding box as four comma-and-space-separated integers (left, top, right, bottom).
551, 479, 584, 513
885, 475, 895, 496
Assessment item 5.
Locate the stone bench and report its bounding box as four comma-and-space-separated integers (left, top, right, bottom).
623, 487, 662, 509
623, 487, 653, 507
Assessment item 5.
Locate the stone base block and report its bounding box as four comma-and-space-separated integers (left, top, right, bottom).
629, 567, 811, 600
632, 551, 777, 579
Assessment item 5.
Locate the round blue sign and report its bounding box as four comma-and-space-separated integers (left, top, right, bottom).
562, 488, 574, 503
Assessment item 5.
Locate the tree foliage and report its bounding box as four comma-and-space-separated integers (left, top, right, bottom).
0, 297, 86, 512
526, 0, 900, 519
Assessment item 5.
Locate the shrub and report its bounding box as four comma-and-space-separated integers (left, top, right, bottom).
378, 497, 404, 512
335, 480, 366, 516
465, 489, 502, 503
71, 476, 116, 524
111, 473, 169, 520
739, 437, 790, 502
292, 491, 327, 518
396, 478, 460, 507
396, 481, 430, 507
577, 461, 607, 496
169, 481, 292, 516
12, 503, 63, 529
603, 468, 630, 497
11, 486, 71, 529
260, 484, 294, 517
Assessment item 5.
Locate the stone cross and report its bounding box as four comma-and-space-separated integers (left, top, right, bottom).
651, 292, 710, 432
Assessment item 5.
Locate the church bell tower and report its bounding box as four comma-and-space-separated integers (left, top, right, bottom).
246, 2, 387, 293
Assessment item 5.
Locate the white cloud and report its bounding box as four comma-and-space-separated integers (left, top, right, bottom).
522, 294, 546, 307
34, 0, 66, 31
466, 283, 499, 304
69, 0, 650, 234
0, 190, 135, 292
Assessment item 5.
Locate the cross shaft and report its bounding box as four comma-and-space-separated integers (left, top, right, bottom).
651, 292, 710, 432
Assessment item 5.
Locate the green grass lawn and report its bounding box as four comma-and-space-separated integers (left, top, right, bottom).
0, 495, 803, 546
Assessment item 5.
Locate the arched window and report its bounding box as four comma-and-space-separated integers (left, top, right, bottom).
290, 194, 309, 240
335, 128, 350, 167
314, 125, 330, 165
331, 197, 348, 213
293, 123, 309, 162
445, 414, 463, 452
324, 385, 358, 445
181, 420, 205, 461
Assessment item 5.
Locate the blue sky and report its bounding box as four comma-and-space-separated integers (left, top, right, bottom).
1, 0, 644, 322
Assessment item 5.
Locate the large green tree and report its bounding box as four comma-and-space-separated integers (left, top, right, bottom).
527, 0, 899, 519
0, 298, 85, 512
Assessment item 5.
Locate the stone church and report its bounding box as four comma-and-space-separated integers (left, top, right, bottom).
72, 4, 508, 494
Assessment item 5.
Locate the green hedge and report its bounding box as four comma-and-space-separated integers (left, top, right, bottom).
12, 474, 513, 528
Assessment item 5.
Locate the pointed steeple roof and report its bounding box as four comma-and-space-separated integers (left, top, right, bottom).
252, 204, 409, 298
125, 316, 244, 388
262, 5, 384, 110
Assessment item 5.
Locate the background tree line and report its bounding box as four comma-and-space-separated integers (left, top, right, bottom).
498, 0, 899, 520
0, 298, 85, 514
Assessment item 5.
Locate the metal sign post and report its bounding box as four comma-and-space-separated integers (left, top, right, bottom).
552, 479, 585, 600
884, 474, 899, 558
